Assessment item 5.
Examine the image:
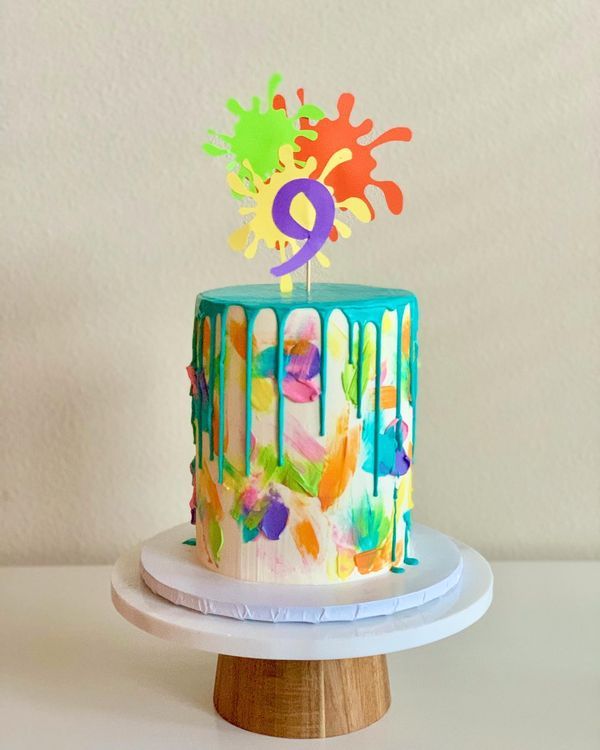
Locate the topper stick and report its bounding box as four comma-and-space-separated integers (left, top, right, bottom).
306, 260, 312, 294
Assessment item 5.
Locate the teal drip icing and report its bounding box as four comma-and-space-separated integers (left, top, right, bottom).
348, 319, 354, 364
391, 484, 398, 562
373, 318, 383, 497
217, 309, 228, 483
409, 298, 419, 456
244, 310, 256, 476
194, 284, 418, 486
356, 322, 365, 419
207, 314, 217, 461
196, 315, 205, 465
275, 310, 289, 467
395, 306, 404, 446
403, 509, 419, 566
319, 311, 331, 437
390, 566, 405, 574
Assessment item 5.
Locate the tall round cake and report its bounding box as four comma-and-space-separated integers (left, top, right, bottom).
187, 283, 419, 584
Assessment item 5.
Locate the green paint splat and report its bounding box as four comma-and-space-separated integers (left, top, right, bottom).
203, 73, 324, 183
182, 538, 197, 546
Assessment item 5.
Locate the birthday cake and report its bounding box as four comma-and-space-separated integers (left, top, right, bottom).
187, 76, 416, 584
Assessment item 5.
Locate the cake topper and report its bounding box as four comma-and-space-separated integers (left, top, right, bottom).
204, 74, 412, 292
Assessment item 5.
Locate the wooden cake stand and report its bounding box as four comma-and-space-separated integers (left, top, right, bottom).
111, 536, 492, 738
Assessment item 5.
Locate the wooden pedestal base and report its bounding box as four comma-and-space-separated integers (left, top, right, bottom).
213, 653, 391, 738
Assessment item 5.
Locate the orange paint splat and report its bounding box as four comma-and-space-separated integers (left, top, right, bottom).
293, 519, 320, 560
318, 411, 361, 511
354, 546, 387, 575
295, 92, 412, 223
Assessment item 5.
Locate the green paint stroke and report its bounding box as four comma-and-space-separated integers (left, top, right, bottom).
202, 73, 324, 183
182, 538, 197, 546
257, 444, 322, 497
208, 517, 224, 563
352, 493, 391, 552
341, 326, 375, 407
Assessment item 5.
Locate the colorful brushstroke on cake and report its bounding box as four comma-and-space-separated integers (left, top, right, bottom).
203, 74, 412, 292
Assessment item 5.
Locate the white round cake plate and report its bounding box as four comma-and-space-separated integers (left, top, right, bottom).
112, 532, 493, 660
140, 522, 463, 623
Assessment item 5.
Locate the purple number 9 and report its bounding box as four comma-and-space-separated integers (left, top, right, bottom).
270, 178, 335, 277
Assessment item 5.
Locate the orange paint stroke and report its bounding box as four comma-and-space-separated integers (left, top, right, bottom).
293, 519, 320, 560
402, 309, 411, 359
318, 411, 361, 512
354, 547, 387, 575
380, 385, 397, 410
200, 317, 211, 363
228, 318, 254, 359
200, 460, 223, 520
284, 338, 312, 356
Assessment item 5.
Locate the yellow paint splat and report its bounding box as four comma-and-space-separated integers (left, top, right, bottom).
227, 145, 371, 289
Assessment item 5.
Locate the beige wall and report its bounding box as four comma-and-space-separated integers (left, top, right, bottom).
2, 1, 599, 564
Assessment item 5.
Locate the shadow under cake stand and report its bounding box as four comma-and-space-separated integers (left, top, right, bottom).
111, 523, 493, 739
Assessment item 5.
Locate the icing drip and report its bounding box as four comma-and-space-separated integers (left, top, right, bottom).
410, 298, 419, 455
395, 307, 403, 447
275, 311, 289, 466
218, 310, 228, 483
318, 311, 331, 436
373, 319, 383, 497
208, 313, 217, 461
356, 322, 365, 419
244, 310, 256, 476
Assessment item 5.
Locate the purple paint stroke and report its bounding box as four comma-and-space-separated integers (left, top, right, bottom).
391, 448, 410, 477
286, 343, 320, 380
260, 490, 290, 540
198, 370, 209, 401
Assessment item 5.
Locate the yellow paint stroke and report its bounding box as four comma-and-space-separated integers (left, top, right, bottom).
292, 519, 320, 560
251, 376, 275, 412
318, 410, 361, 512
336, 548, 355, 580
327, 322, 345, 360
382, 309, 394, 334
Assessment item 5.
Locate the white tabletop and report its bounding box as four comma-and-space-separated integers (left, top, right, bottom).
2, 562, 599, 749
